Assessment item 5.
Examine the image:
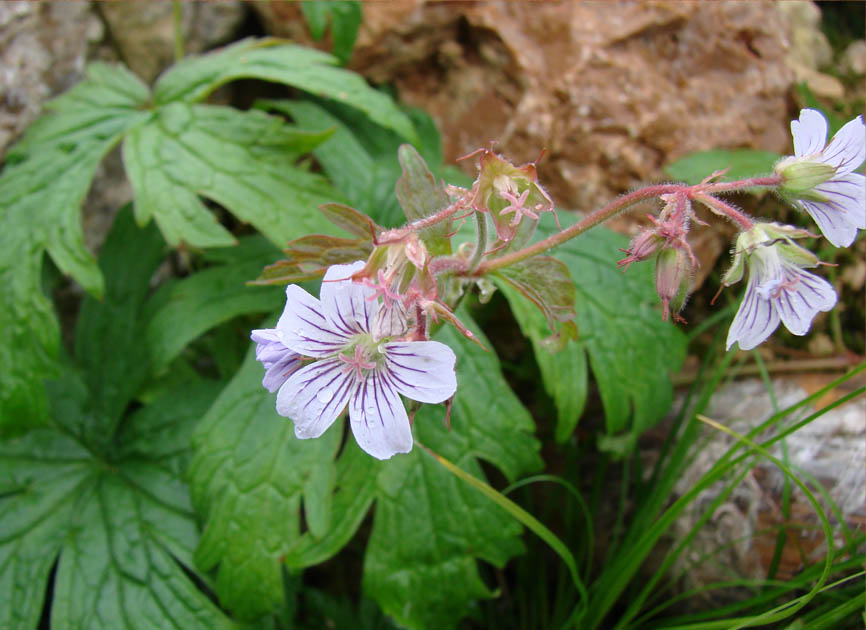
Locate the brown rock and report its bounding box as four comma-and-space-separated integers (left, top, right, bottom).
97, 0, 247, 83
257, 1, 794, 213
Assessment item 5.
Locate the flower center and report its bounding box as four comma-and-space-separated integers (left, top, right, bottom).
338, 337, 382, 379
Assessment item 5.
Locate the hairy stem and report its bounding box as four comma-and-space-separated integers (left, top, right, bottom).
472, 176, 781, 275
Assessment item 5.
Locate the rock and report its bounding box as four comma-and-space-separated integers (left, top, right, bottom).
776, 0, 833, 70
841, 40, 866, 76
787, 60, 846, 100
667, 376, 865, 599
257, 1, 794, 215
0, 1, 102, 155
97, 1, 247, 83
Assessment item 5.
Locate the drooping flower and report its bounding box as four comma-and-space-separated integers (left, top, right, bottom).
775, 109, 865, 247
253, 261, 457, 460
722, 223, 837, 351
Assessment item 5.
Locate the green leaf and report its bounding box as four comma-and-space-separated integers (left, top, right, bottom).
0, 63, 150, 430
364, 315, 543, 629
74, 207, 167, 440
496, 255, 577, 331
188, 344, 345, 620
0, 378, 235, 630
300, 1, 363, 65
499, 282, 588, 442
395, 144, 452, 255
153, 38, 416, 143
517, 216, 687, 447
261, 99, 455, 228
144, 236, 286, 370
123, 103, 340, 249
664, 149, 782, 186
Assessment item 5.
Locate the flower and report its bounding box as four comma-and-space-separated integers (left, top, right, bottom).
723, 223, 837, 351
775, 109, 865, 247
253, 261, 457, 460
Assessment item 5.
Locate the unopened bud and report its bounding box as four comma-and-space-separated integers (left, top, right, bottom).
372, 301, 408, 341
655, 248, 693, 322
618, 230, 661, 270
404, 234, 429, 269
775, 156, 835, 196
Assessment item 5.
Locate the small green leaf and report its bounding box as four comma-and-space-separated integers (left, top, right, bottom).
300, 1, 362, 65
526, 216, 687, 445
153, 38, 416, 142
188, 344, 344, 620
0, 62, 150, 430
124, 103, 340, 249
496, 255, 577, 331
395, 144, 452, 255
364, 315, 543, 629
664, 149, 782, 186
144, 236, 285, 370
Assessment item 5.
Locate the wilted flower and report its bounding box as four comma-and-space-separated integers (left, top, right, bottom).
252, 261, 457, 460
775, 109, 865, 247
723, 223, 837, 351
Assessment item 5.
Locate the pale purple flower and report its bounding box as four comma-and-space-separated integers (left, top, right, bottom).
255, 260, 457, 460
776, 109, 865, 247
723, 224, 837, 351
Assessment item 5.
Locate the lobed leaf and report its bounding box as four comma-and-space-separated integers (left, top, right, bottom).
153, 38, 416, 143
0, 63, 150, 431
189, 343, 345, 620
123, 103, 340, 249
395, 144, 452, 255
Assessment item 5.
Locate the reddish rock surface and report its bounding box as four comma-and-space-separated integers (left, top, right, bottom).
256, 1, 794, 213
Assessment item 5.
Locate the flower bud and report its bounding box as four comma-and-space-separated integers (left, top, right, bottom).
655, 248, 693, 322
775, 156, 836, 196
618, 230, 662, 270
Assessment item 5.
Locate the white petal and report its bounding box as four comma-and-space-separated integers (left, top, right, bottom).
349, 371, 413, 460
791, 109, 827, 158
277, 285, 349, 357
776, 268, 837, 336
320, 261, 378, 335
262, 353, 302, 393
800, 197, 860, 248
727, 279, 780, 351
383, 341, 457, 404
821, 115, 865, 174
276, 358, 355, 438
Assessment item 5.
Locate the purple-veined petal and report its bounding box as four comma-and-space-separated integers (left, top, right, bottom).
262, 353, 303, 393
252, 328, 303, 392
821, 115, 865, 174
320, 261, 378, 335
727, 278, 780, 351
791, 109, 827, 158
276, 358, 356, 439
775, 267, 837, 336
348, 370, 413, 460
277, 285, 350, 357
383, 341, 457, 404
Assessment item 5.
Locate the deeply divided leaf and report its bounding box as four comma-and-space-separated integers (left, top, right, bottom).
0, 63, 150, 431
123, 103, 339, 248
153, 38, 416, 143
